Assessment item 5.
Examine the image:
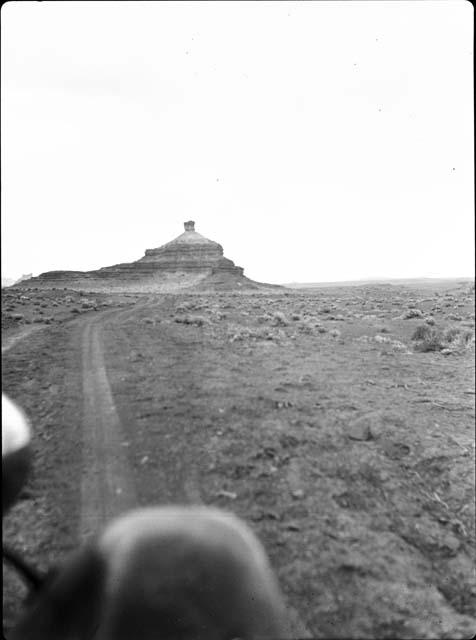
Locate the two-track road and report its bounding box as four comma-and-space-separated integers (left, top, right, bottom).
78, 300, 310, 638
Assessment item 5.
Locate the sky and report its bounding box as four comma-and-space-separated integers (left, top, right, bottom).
1, 0, 474, 284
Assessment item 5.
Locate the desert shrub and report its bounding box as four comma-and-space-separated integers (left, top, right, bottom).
412, 327, 444, 352
390, 340, 409, 352
401, 308, 424, 319
444, 327, 461, 343
412, 324, 473, 353
291, 313, 302, 321
228, 325, 282, 343
444, 326, 473, 345
272, 311, 289, 326
298, 321, 314, 334
412, 325, 433, 341
174, 314, 208, 327
71, 308, 80, 314
252, 327, 278, 340
228, 327, 251, 342
175, 303, 193, 313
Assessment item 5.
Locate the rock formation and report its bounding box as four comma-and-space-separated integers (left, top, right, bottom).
17, 222, 276, 292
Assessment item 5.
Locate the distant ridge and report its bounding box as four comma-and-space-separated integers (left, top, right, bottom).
283, 277, 474, 289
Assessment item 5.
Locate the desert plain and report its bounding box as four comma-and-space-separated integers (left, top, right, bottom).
2, 279, 475, 638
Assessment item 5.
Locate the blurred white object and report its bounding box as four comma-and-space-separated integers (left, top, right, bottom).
2, 394, 32, 515
2, 393, 31, 456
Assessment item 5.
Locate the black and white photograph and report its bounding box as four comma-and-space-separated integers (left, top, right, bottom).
2, 1, 474, 638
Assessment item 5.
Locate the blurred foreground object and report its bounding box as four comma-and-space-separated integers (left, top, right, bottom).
11, 507, 289, 638
2, 394, 32, 516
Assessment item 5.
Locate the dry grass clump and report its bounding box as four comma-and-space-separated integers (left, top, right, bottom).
412, 324, 474, 353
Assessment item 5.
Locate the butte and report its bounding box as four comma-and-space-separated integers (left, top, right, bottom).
17, 221, 279, 293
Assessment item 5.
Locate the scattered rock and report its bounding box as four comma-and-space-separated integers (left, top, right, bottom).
348, 421, 373, 441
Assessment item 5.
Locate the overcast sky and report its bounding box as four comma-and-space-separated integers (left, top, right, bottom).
1, 0, 473, 284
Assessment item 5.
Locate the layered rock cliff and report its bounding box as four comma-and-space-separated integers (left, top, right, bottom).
17, 222, 274, 292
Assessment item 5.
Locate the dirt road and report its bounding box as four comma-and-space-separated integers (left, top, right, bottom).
79, 302, 309, 636
79, 311, 138, 539
79, 301, 205, 535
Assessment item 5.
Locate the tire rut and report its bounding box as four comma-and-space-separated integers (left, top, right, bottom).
80, 312, 137, 540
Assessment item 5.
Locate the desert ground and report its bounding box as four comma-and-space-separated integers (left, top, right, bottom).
2, 280, 475, 638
